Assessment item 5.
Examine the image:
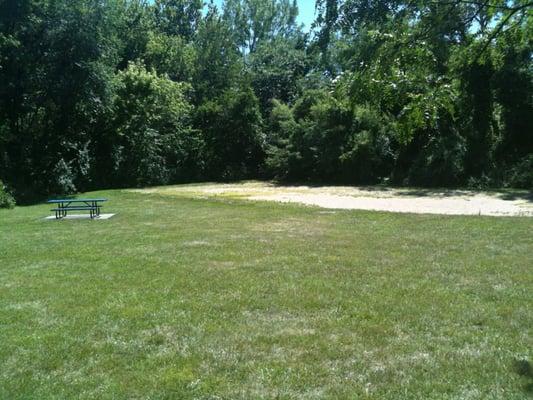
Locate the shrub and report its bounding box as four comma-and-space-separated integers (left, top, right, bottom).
286, 90, 350, 181
49, 158, 77, 195
195, 85, 265, 180
507, 155, 533, 189
264, 100, 299, 179
340, 106, 396, 184
0, 181, 16, 209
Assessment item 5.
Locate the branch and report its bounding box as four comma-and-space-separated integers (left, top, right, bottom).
434, 0, 533, 12
473, 2, 530, 60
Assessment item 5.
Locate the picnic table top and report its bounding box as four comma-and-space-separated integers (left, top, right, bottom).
47, 198, 107, 204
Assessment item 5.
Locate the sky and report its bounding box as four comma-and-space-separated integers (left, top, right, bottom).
294, 0, 316, 30
210, 0, 317, 31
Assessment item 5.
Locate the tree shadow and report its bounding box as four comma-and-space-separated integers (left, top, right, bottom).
394, 188, 473, 197
513, 359, 533, 394
391, 188, 532, 201
271, 180, 396, 192
272, 180, 533, 202
496, 190, 533, 202
16, 194, 80, 207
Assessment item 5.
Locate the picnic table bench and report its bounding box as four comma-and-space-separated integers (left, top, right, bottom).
48, 198, 107, 219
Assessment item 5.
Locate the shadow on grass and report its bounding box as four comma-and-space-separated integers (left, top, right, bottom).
513, 359, 533, 394
271, 180, 402, 193
394, 189, 473, 197
395, 189, 533, 201
15, 194, 81, 207
12, 180, 533, 206
497, 191, 533, 202
272, 180, 533, 202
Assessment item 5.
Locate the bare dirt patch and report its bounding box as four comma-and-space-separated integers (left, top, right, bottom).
129, 182, 533, 217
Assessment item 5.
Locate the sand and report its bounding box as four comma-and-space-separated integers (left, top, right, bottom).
131, 182, 533, 217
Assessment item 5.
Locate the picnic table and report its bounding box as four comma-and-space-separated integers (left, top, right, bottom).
48, 198, 107, 219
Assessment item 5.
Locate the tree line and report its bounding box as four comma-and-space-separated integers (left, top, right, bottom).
1, 0, 532, 204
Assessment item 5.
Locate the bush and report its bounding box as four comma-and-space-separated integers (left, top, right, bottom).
49, 158, 77, 195
507, 155, 533, 189
264, 100, 299, 179
0, 181, 16, 209
195, 85, 265, 179
340, 106, 396, 184
285, 90, 350, 181
397, 86, 467, 187
407, 127, 467, 187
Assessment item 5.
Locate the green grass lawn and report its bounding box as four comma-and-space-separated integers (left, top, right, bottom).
1, 188, 532, 399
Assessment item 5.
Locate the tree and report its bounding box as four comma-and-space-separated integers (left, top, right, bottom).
1, 0, 532, 199
223, 0, 300, 54
109, 62, 202, 186
144, 31, 196, 83
264, 100, 299, 179
249, 37, 310, 112
153, 0, 203, 39
493, 26, 533, 161
0, 0, 120, 199
193, 4, 243, 103
196, 85, 265, 179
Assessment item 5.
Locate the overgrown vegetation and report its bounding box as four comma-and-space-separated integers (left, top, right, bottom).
0, 189, 532, 398
0, 180, 15, 209
1, 0, 532, 202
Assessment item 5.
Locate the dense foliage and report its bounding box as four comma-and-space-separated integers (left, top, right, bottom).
0, 180, 15, 208
1, 0, 532, 201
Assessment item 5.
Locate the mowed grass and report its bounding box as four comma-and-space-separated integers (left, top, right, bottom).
0, 188, 532, 399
